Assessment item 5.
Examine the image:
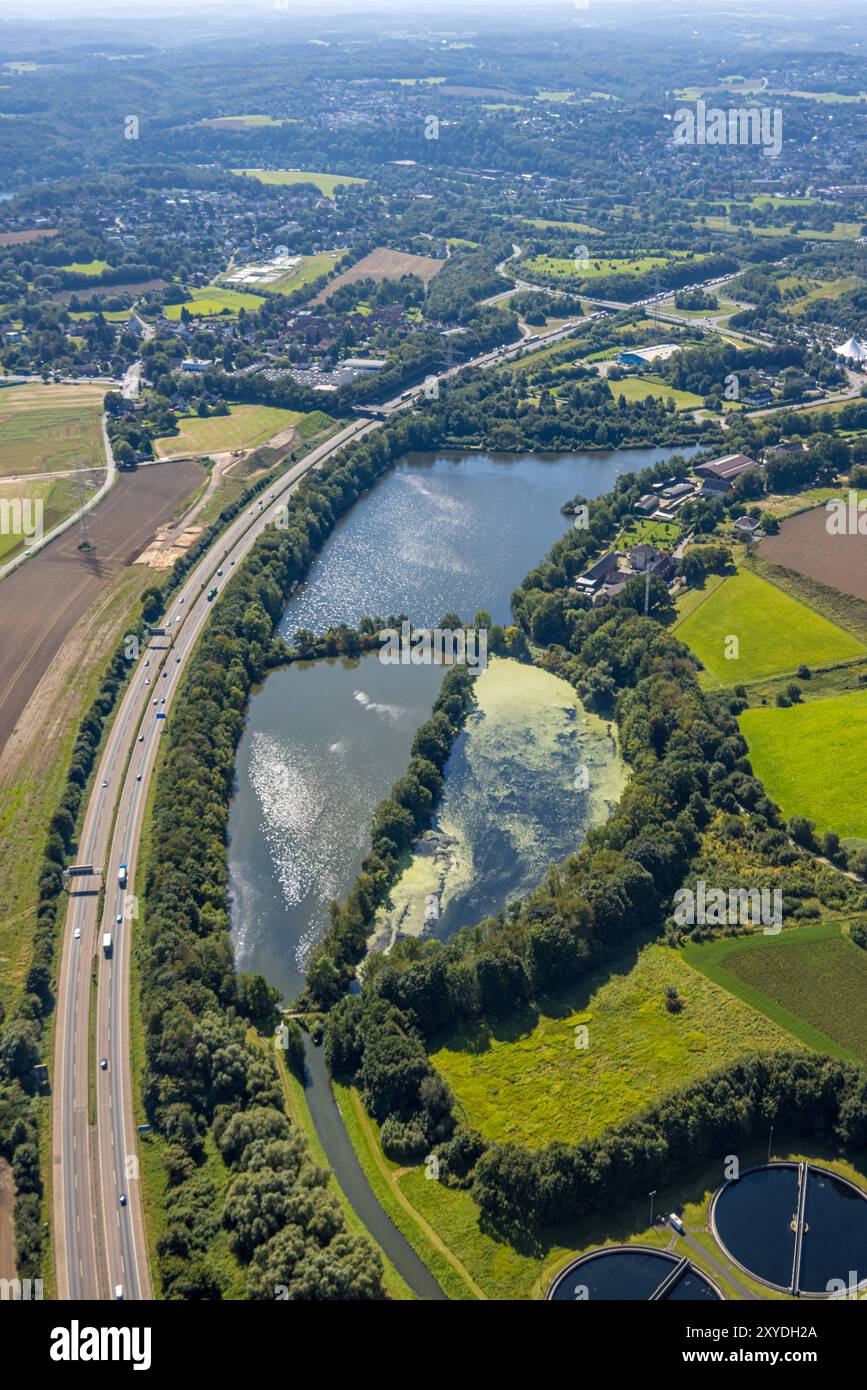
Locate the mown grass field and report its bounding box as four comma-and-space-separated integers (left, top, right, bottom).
786, 275, 863, 315
745, 551, 867, 644
0, 473, 93, 564
683, 921, 867, 1062
673, 568, 866, 684
429, 943, 799, 1150
612, 375, 704, 410
618, 517, 681, 547
698, 216, 861, 242
233, 168, 367, 198
522, 253, 672, 282
163, 286, 265, 319
525, 218, 599, 235
60, 259, 110, 276
201, 114, 286, 127
740, 688, 867, 839
69, 309, 132, 323
154, 403, 308, 456
0, 383, 105, 476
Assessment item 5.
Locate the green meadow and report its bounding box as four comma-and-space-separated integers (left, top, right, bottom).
163, 286, 266, 319
154, 404, 306, 457
60, 259, 111, 276
430, 943, 797, 1150
612, 375, 704, 411
740, 687, 867, 839
523, 253, 672, 282
233, 168, 367, 198
674, 569, 866, 684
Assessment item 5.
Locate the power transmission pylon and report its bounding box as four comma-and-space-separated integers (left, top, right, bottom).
76, 470, 92, 550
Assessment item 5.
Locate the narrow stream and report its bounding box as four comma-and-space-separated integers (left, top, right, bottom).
228, 444, 694, 1297
302, 1036, 446, 1300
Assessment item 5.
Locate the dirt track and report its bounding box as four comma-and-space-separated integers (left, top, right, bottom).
0, 1159, 14, 1281
0, 460, 202, 754
759, 505, 867, 602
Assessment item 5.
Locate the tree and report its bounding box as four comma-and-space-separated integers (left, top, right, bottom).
236, 973, 281, 1032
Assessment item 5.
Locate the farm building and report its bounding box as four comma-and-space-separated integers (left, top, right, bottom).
694, 453, 760, 492
575, 552, 620, 595
660, 481, 695, 502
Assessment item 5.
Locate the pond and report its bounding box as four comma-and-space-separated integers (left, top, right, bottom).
229, 445, 692, 1000
370, 655, 625, 953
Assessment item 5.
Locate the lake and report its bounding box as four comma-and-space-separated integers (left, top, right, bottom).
228, 445, 691, 1000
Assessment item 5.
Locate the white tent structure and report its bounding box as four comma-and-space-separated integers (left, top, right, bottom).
834, 336, 867, 363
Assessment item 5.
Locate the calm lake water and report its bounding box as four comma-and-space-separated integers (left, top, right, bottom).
279, 447, 689, 633
229, 445, 692, 1000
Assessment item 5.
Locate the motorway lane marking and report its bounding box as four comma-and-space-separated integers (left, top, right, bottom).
69, 425, 371, 1300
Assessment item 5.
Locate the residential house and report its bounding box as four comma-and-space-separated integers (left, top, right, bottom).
629, 543, 663, 572
732, 515, 764, 541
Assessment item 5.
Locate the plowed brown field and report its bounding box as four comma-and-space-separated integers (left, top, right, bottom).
0, 460, 202, 753
759, 504, 867, 602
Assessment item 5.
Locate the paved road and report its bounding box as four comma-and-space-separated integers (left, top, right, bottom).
0, 415, 116, 585
53, 418, 376, 1301
51, 312, 595, 1303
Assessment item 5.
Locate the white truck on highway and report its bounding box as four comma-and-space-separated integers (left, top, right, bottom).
117, 863, 127, 888
103, 933, 112, 958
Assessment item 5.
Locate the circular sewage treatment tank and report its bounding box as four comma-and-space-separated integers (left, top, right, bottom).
711, 1162, 867, 1297
546, 1246, 723, 1301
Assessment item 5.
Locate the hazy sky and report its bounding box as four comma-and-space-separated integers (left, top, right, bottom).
0, 0, 844, 14
0, 0, 861, 39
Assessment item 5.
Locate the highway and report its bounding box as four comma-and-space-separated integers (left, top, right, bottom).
0, 415, 117, 586
52, 315, 581, 1302
53, 272, 841, 1299
53, 417, 377, 1301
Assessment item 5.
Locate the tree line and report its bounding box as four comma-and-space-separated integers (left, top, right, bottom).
138, 404, 464, 1295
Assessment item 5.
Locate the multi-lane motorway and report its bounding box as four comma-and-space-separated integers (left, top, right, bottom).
53, 417, 378, 1301
52, 318, 586, 1302
53, 272, 793, 1301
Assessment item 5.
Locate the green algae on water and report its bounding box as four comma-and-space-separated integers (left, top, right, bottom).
369, 657, 626, 954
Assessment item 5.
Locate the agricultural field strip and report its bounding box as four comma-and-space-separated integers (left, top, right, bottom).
683, 922, 867, 1063
673, 568, 867, 686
